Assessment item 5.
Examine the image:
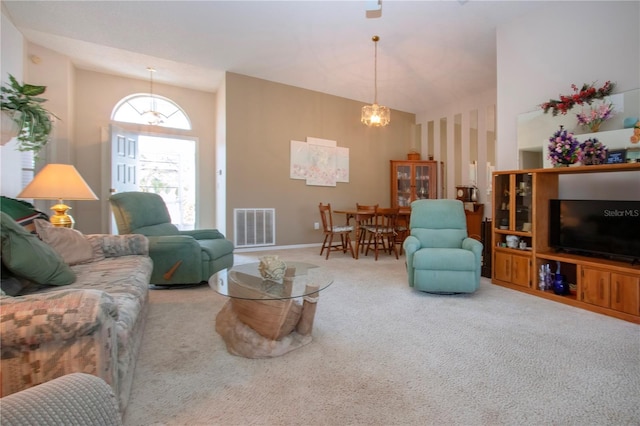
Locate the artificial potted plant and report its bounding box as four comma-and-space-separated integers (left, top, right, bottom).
1, 74, 58, 156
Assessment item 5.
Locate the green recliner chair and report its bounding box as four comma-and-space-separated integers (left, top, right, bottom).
109, 191, 234, 285
403, 199, 483, 294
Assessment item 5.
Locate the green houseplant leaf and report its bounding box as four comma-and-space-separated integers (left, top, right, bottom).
1, 74, 59, 156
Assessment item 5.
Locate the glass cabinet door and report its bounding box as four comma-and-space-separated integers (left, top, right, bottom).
394, 164, 412, 207
415, 164, 431, 200
514, 173, 532, 232
494, 174, 511, 230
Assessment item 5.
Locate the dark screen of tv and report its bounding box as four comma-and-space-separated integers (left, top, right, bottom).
549, 199, 640, 262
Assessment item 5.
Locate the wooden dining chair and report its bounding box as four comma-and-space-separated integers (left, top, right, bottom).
355, 203, 378, 255
364, 207, 400, 260
318, 203, 355, 259
394, 207, 411, 255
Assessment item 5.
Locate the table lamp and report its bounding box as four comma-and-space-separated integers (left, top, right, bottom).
17, 163, 99, 228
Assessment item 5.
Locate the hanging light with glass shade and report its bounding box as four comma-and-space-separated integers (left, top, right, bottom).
361, 35, 390, 127
141, 67, 167, 126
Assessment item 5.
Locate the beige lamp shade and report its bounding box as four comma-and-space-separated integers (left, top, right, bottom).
17, 163, 98, 227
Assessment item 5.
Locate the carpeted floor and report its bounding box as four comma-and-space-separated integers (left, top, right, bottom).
124, 247, 640, 426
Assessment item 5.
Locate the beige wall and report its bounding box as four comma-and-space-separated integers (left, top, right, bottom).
225, 73, 417, 246
73, 69, 217, 233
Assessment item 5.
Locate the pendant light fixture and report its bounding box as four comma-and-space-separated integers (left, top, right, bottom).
361, 35, 390, 127
141, 67, 167, 126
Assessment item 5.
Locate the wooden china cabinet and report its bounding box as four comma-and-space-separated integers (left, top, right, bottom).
390, 160, 442, 207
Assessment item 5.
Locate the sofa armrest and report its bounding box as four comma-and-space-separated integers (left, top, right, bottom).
0, 373, 122, 426
463, 237, 484, 279
403, 235, 421, 288
86, 234, 149, 257
147, 235, 202, 253
0, 289, 119, 398
403, 235, 420, 256
0, 289, 118, 347
146, 236, 203, 284
179, 229, 225, 240
462, 237, 483, 258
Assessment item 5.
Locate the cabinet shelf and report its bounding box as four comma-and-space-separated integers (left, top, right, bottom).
492, 163, 640, 323
540, 289, 578, 301
537, 250, 640, 273
494, 229, 531, 237
495, 246, 532, 254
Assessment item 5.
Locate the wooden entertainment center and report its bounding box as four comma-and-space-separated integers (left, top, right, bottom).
491, 163, 640, 323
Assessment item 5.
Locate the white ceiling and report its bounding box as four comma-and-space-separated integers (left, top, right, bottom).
3, 0, 543, 114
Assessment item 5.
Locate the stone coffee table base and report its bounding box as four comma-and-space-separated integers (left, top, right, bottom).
215, 301, 314, 358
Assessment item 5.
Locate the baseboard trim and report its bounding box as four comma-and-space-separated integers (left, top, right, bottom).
234, 243, 322, 253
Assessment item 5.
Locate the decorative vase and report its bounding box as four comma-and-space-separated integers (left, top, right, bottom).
554, 163, 569, 168
589, 122, 601, 133
258, 255, 287, 281
553, 273, 569, 295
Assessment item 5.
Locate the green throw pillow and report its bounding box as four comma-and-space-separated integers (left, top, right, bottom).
0, 212, 76, 286
0, 196, 49, 232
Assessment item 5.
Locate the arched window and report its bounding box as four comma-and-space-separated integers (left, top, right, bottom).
111, 94, 191, 130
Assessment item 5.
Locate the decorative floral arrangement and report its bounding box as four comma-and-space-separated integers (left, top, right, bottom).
578, 138, 607, 165
547, 126, 580, 166
631, 121, 640, 144
541, 81, 615, 116
576, 101, 614, 132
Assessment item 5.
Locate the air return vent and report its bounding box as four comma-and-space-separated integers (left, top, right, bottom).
234, 208, 275, 248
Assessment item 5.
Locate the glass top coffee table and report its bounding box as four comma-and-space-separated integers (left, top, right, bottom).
211, 261, 332, 300
209, 261, 333, 358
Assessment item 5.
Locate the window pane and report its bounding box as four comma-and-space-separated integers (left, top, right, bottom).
112, 94, 191, 130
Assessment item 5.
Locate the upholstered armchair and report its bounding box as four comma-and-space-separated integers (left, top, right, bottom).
403, 199, 483, 293
109, 192, 234, 285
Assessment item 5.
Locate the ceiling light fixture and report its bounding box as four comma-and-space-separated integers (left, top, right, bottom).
141, 67, 167, 126
361, 35, 390, 127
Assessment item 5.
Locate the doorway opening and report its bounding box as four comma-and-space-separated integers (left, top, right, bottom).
138, 135, 196, 230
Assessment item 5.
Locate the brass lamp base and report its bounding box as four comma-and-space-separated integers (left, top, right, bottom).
50, 202, 75, 228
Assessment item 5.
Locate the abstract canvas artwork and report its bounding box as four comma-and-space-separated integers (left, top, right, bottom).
290, 137, 349, 186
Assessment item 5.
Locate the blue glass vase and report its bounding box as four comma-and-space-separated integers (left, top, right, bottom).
553, 273, 569, 295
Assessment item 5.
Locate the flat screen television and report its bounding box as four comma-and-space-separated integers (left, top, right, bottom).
549, 199, 640, 263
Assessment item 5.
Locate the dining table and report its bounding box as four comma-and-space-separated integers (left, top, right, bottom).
333, 207, 411, 259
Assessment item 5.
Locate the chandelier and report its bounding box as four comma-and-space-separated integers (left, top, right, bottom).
361, 35, 390, 127
141, 67, 167, 126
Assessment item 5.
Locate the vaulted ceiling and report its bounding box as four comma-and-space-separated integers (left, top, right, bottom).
3, 1, 543, 114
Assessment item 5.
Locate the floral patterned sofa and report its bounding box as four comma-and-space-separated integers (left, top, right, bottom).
0, 207, 153, 414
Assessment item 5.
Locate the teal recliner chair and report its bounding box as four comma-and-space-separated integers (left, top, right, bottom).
403, 199, 483, 294
109, 191, 234, 286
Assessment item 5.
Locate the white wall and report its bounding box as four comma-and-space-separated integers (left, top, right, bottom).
416, 1, 640, 210
215, 76, 227, 234
496, 1, 640, 171
0, 9, 25, 197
